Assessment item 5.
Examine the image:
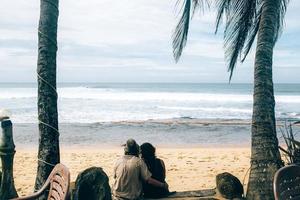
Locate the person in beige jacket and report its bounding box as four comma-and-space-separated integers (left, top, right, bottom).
112, 139, 168, 200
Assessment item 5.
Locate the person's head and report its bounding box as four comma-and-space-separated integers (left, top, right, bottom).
124, 139, 139, 156
140, 142, 156, 160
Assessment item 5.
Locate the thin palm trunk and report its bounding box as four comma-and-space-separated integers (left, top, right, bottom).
34, 0, 60, 196
246, 0, 282, 199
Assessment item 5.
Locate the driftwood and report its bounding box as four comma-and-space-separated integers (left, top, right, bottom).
73, 167, 111, 200
145, 189, 217, 200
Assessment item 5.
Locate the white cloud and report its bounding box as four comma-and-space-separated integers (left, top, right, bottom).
184, 38, 224, 59
0, 0, 299, 83
58, 0, 174, 46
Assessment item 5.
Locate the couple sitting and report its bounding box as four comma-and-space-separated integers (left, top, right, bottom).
113, 139, 172, 200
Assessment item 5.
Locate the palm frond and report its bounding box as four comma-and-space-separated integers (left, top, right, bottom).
192, 0, 210, 17
279, 121, 300, 164
275, 0, 290, 42
241, 4, 262, 62
220, 0, 257, 80
173, 0, 191, 62
172, 0, 289, 80
173, 0, 210, 62
215, 0, 230, 34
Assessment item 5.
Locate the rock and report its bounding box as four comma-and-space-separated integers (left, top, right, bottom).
73, 167, 111, 200
216, 172, 244, 199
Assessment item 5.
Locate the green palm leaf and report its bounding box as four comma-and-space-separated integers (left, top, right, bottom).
173, 0, 209, 62
172, 0, 289, 80
173, 0, 191, 62
216, 0, 257, 80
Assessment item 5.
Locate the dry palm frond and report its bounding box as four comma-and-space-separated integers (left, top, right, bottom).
279, 120, 300, 165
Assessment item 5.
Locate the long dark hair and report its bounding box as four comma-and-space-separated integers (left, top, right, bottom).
140, 143, 156, 172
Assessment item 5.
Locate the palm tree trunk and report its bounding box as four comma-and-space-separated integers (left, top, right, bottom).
34, 0, 60, 196
246, 0, 283, 199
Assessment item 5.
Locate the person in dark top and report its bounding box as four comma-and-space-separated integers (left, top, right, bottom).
140, 143, 173, 198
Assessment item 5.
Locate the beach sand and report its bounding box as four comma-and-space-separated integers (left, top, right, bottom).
13, 147, 251, 197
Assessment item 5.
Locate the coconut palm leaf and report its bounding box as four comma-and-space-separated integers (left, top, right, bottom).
173, 0, 289, 80
288, 138, 300, 149
280, 127, 290, 149
192, 0, 210, 16
276, 0, 290, 42
214, 0, 229, 34
279, 146, 292, 157
241, 4, 262, 62
173, 0, 191, 62
279, 146, 293, 164
289, 122, 296, 149
220, 0, 289, 79
215, 0, 257, 80
173, 0, 209, 62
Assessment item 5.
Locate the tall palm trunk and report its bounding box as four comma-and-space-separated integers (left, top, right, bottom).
34, 0, 60, 195
246, 0, 282, 199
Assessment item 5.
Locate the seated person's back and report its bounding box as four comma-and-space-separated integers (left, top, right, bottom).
141, 143, 170, 198
113, 154, 151, 199
113, 139, 168, 200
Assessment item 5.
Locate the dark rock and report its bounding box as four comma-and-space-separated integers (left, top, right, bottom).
73, 167, 111, 200
216, 172, 244, 199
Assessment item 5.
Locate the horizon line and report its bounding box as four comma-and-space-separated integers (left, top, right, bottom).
1, 82, 300, 84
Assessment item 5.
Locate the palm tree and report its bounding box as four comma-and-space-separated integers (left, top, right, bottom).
173, 0, 289, 198
34, 0, 60, 195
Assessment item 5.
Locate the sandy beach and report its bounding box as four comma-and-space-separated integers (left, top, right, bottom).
9, 121, 299, 197
14, 147, 251, 197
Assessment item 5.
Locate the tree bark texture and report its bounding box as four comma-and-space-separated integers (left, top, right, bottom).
34, 0, 60, 197
246, 0, 283, 199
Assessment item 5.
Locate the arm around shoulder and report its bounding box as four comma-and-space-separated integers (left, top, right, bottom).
146, 177, 169, 190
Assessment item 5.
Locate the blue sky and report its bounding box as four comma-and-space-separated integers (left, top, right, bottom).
0, 0, 299, 83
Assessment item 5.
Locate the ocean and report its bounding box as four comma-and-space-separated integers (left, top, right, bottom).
1, 82, 300, 148
1, 82, 300, 123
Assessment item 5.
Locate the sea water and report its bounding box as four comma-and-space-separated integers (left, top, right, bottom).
1, 83, 299, 147
0, 82, 299, 123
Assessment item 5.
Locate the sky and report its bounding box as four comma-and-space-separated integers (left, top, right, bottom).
0, 0, 299, 83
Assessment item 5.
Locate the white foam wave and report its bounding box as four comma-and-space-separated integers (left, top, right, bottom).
0, 88, 36, 99
1, 86, 300, 123
158, 106, 252, 113
276, 96, 300, 103
1, 87, 300, 104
